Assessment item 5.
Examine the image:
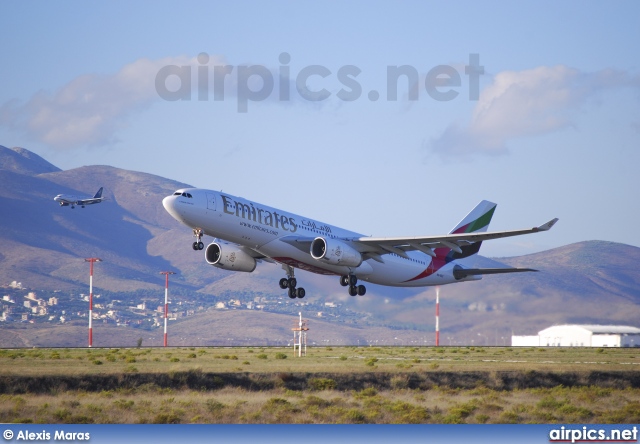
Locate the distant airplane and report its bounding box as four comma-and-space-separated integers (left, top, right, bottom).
54, 187, 105, 208
163, 189, 558, 298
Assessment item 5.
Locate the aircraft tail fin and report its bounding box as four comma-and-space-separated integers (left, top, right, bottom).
94, 187, 103, 199
449, 200, 496, 234
435, 200, 497, 261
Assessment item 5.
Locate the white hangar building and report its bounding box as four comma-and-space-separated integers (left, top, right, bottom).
512, 325, 640, 347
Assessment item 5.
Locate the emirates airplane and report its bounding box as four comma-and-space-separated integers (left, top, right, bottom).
163, 189, 557, 298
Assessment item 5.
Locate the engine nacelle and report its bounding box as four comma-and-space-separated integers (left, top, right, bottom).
310, 237, 362, 267
205, 242, 257, 272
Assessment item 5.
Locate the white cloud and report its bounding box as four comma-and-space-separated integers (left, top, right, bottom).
0, 55, 217, 150
428, 65, 639, 159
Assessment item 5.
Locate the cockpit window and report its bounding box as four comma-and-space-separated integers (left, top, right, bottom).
173, 190, 193, 198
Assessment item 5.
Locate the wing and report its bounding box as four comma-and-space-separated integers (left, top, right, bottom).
351, 218, 558, 260
280, 219, 558, 263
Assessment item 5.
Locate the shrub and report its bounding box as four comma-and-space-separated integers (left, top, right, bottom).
275, 353, 287, 360
53, 409, 71, 421
309, 378, 336, 391
476, 413, 490, 423
113, 400, 135, 410
343, 408, 367, 423
390, 375, 409, 390
365, 357, 378, 367
257, 354, 268, 360
357, 388, 378, 398
205, 399, 225, 413
304, 395, 331, 408
152, 413, 181, 424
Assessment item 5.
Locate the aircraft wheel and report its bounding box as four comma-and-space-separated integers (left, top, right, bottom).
348, 286, 358, 297
297, 288, 306, 298
192, 242, 199, 250
349, 275, 358, 286
288, 277, 297, 288
339, 275, 349, 287
357, 285, 366, 296
198, 241, 204, 250
288, 288, 297, 299
279, 278, 289, 289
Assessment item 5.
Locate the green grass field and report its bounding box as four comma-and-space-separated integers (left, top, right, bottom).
2, 345, 639, 375
1, 346, 639, 424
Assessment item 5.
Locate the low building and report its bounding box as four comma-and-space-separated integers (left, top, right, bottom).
512, 325, 640, 347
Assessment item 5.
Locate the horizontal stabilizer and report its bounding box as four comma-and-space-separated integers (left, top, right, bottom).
453, 267, 538, 280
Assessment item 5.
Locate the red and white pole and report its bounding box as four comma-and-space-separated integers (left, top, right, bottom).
160, 271, 176, 347
85, 258, 102, 348
435, 286, 440, 347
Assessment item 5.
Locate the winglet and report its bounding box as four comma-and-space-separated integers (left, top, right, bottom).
535, 218, 559, 232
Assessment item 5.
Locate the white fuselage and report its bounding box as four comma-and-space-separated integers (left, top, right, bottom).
163, 188, 476, 288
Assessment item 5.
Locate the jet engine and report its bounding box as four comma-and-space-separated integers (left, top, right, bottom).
205, 242, 257, 272
310, 237, 362, 267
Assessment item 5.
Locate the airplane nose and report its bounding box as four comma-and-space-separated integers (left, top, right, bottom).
162, 195, 180, 219
162, 195, 171, 210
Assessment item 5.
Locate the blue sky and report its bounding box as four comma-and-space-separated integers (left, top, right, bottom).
1, 1, 639, 257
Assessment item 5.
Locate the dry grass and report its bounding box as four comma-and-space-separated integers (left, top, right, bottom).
1, 385, 639, 424
1, 346, 639, 423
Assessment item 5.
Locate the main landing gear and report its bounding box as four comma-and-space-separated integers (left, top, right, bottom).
340, 274, 366, 296
192, 228, 204, 251
279, 264, 305, 299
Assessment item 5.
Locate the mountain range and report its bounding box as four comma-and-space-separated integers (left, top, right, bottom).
1, 144, 639, 345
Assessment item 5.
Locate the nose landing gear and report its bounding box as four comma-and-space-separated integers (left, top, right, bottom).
192, 228, 204, 250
